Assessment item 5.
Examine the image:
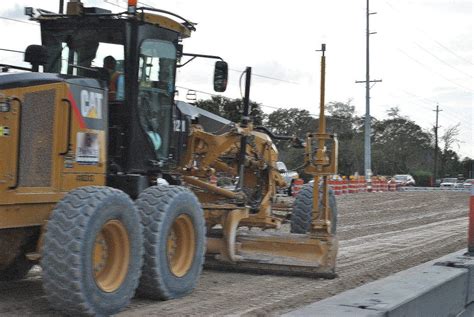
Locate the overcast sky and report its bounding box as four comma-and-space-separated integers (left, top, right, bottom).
1, 0, 472, 159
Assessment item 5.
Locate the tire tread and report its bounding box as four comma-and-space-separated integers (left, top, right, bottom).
136, 185, 205, 300
41, 186, 143, 316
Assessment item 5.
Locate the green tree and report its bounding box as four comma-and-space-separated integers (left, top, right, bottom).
264, 108, 317, 171
195, 96, 264, 125
326, 101, 363, 176
440, 124, 461, 177
371, 112, 433, 176
266, 108, 316, 138
461, 157, 473, 178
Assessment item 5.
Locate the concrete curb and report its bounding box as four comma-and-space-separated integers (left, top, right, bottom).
399, 186, 469, 192
284, 249, 474, 317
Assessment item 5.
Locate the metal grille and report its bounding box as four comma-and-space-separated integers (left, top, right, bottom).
18, 89, 56, 187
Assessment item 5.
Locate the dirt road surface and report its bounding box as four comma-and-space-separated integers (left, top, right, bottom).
0, 191, 469, 316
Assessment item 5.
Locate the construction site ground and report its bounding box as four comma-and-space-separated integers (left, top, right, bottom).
0, 191, 469, 316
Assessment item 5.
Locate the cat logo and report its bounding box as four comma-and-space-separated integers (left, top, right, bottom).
81, 90, 103, 119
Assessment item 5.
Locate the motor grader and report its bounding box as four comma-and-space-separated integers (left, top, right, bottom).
0, 1, 338, 315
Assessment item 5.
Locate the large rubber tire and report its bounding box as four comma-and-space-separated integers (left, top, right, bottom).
41, 186, 143, 316
0, 254, 33, 281
135, 185, 205, 300
291, 183, 337, 234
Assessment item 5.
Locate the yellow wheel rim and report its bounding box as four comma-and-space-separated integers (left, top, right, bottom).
167, 214, 196, 277
93, 220, 130, 292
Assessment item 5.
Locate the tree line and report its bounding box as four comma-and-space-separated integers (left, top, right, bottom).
195, 96, 471, 185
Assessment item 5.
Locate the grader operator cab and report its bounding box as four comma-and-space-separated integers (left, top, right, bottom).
0, 1, 339, 315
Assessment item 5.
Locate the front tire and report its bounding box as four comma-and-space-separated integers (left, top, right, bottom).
41, 186, 143, 316
291, 183, 337, 234
136, 185, 205, 300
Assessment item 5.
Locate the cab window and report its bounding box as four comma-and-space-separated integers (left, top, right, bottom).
137, 39, 176, 160
42, 27, 125, 100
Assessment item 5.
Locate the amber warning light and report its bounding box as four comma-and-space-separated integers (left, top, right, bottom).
128, 0, 137, 14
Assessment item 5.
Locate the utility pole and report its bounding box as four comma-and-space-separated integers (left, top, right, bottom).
356, 0, 381, 183
433, 104, 442, 185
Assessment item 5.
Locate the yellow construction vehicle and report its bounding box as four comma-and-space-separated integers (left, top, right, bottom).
0, 1, 338, 315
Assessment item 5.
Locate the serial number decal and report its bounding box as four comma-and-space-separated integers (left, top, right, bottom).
76, 175, 95, 182
173, 119, 186, 132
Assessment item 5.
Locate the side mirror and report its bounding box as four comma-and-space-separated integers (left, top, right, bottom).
213, 61, 228, 92
24, 45, 48, 72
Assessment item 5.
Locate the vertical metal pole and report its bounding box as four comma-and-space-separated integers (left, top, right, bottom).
313, 44, 326, 231
241, 67, 252, 128
318, 44, 326, 136
364, 0, 372, 181
468, 186, 474, 253
433, 104, 440, 185
59, 0, 64, 14
237, 67, 252, 190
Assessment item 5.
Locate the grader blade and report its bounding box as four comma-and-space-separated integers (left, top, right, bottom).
205, 231, 338, 278
201, 44, 339, 278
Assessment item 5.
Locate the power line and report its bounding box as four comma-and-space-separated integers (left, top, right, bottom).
118, 1, 300, 86
103, 0, 127, 9
382, 1, 474, 66
177, 85, 284, 111
0, 48, 24, 54
398, 49, 474, 93
428, 37, 474, 67
414, 43, 473, 79
396, 92, 468, 127
177, 85, 339, 119
0, 16, 37, 26
399, 90, 471, 127
229, 68, 299, 85
176, 85, 359, 123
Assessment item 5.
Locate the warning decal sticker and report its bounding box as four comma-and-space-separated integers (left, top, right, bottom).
75, 132, 100, 165
0, 126, 10, 136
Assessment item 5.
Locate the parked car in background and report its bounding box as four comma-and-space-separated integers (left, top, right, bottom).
440, 178, 461, 188
392, 174, 416, 186
463, 179, 473, 189
276, 161, 299, 195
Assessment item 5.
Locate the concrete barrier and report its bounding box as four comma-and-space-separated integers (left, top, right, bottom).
284, 249, 474, 317
469, 186, 474, 253
399, 186, 469, 192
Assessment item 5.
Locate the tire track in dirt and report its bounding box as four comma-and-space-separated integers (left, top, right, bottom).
120, 192, 469, 316
0, 191, 469, 316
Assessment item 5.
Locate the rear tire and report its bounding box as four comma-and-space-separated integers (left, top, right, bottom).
290, 183, 337, 234
136, 185, 205, 300
41, 186, 143, 316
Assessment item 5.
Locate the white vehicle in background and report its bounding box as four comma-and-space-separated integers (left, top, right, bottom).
392, 174, 416, 186
464, 179, 473, 189
440, 178, 461, 188
276, 161, 299, 195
